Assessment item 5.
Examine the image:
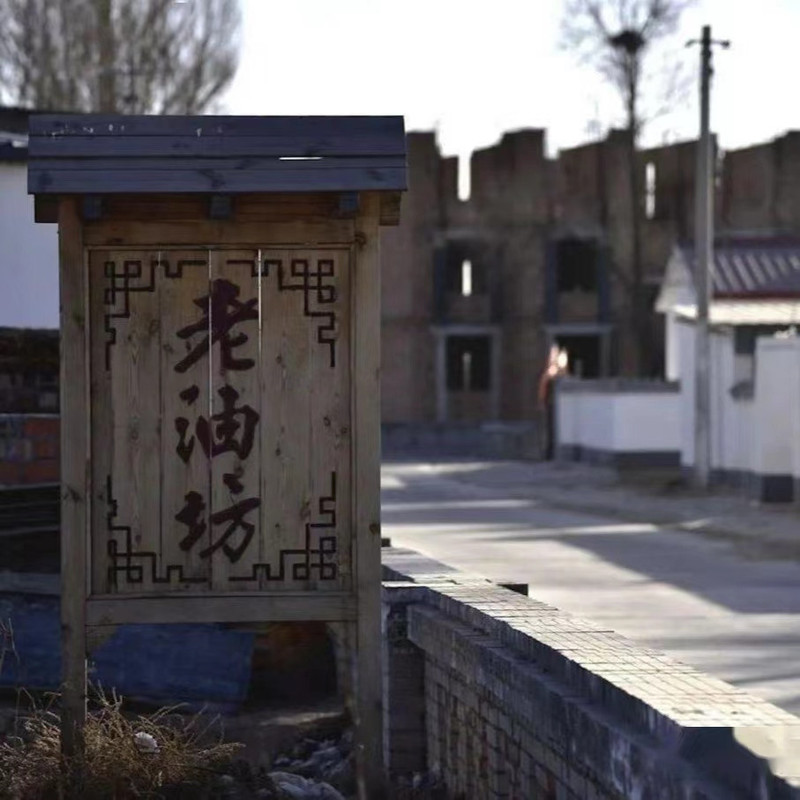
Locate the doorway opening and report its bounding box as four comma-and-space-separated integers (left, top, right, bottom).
554, 334, 600, 378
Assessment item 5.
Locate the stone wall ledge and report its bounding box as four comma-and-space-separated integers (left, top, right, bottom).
383, 548, 800, 799
557, 378, 680, 394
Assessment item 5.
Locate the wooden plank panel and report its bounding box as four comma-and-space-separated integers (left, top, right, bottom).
30, 134, 406, 158
159, 251, 212, 589
58, 196, 88, 766
83, 220, 356, 248
103, 251, 163, 594
88, 251, 114, 595
96, 194, 339, 223
30, 114, 405, 141
351, 198, 386, 794
256, 247, 352, 594
258, 248, 312, 591
28, 166, 408, 195
86, 593, 357, 625
208, 250, 262, 591
30, 156, 406, 172
303, 249, 352, 593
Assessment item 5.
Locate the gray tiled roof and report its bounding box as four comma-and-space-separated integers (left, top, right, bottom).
681, 238, 800, 298
28, 114, 407, 194
0, 130, 28, 162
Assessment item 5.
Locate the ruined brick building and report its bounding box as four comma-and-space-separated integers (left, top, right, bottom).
380, 128, 800, 424
1, 106, 799, 432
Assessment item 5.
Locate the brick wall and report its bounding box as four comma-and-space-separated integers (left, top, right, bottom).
383, 551, 800, 799
0, 414, 59, 486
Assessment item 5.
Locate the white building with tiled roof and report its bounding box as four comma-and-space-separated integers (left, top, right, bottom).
0, 117, 58, 329
656, 237, 800, 501
656, 238, 800, 381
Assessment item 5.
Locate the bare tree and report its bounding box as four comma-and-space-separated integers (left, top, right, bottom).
0, 0, 241, 114
561, 0, 693, 376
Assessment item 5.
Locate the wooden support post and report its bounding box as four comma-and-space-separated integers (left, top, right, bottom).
58, 197, 89, 792
352, 195, 386, 798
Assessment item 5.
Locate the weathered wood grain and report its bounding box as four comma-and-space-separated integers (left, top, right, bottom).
29, 166, 407, 195
58, 196, 89, 777
31, 156, 406, 172
209, 251, 262, 590
29, 134, 405, 158
86, 593, 357, 625
351, 197, 386, 795
103, 251, 162, 594
89, 251, 113, 595
305, 249, 351, 593
260, 248, 313, 591
256, 249, 352, 593
83, 220, 356, 247
159, 251, 212, 589
30, 114, 404, 142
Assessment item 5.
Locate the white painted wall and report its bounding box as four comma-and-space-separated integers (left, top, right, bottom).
665, 311, 681, 381
754, 336, 800, 478
579, 394, 615, 452
729, 396, 754, 477
556, 388, 579, 447
680, 322, 757, 476
677, 321, 800, 482
793, 339, 800, 485
0, 162, 58, 328
556, 382, 680, 456
612, 393, 681, 451
676, 318, 696, 469
715, 332, 748, 476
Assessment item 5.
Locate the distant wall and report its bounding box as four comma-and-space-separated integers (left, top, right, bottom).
0, 163, 58, 328
721, 131, 800, 232
382, 421, 539, 461
751, 336, 800, 501
676, 321, 800, 502
555, 378, 681, 468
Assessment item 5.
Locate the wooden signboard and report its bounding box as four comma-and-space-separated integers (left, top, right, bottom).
29, 115, 406, 798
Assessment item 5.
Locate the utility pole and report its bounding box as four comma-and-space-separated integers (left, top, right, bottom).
688, 26, 729, 490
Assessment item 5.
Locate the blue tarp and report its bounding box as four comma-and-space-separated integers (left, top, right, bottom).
0, 593, 255, 712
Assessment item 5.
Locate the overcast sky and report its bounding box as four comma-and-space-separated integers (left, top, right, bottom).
225, 0, 796, 162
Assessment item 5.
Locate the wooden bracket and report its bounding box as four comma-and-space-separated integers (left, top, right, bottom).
379, 192, 402, 226
34, 195, 59, 223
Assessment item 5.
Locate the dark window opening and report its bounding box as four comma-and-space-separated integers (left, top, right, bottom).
734, 325, 788, 356
556, 239, 598, 292
645, 161, 656, 220
446, 336, 491, 391
554, 334, 600, 378
445, 244, 487, 294
246, 622, 338, 707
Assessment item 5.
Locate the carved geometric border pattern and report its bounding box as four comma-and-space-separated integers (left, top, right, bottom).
103, 256, 338, 370
229, 470, 338, 583
105, 472, 338, 587
270, 258, 338, 369
105, 475, 208, 588
103, 258, 206, 370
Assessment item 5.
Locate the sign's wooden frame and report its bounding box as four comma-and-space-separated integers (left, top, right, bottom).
53, 190, 392, 797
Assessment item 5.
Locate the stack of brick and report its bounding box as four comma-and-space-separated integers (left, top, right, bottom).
0, 414, 59, 486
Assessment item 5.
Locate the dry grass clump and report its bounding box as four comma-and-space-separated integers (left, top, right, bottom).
0, 690, 242, 799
